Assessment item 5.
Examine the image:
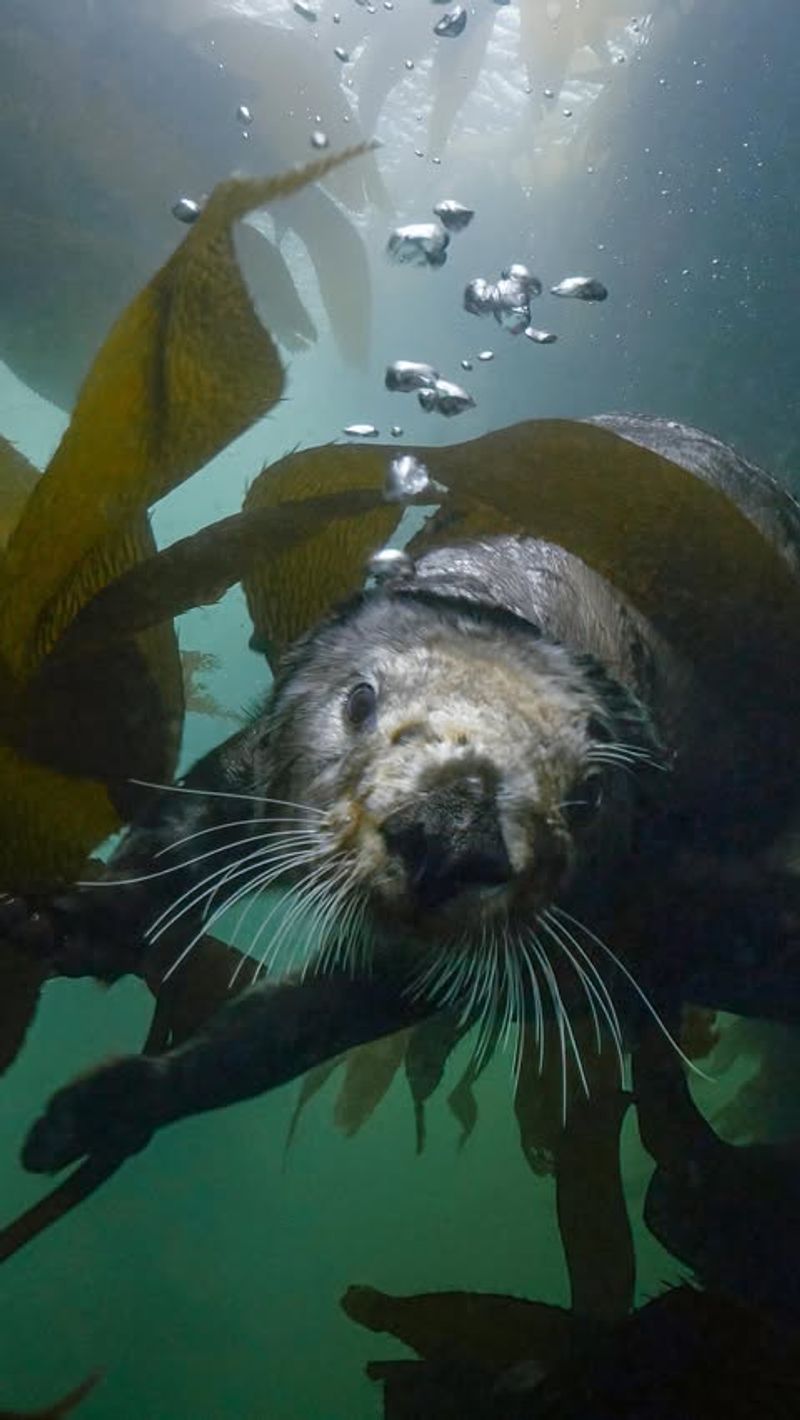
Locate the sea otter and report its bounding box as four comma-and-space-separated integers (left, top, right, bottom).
12, 414, 800, 1175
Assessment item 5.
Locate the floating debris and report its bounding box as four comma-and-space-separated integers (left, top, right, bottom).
417, 388, 438, 412
293, 0, 318, 17
385, 360, 439, 392
390, 425, 404, 437
477, 350, 494, 362
434, 6, 467, 37
460, 358, 473, 370
563, 107, 573, 118
544, 87, 555, 99
433, 199, 474, 232
524, 327, 558, 344
343, 423, 379, 437
385, 454, 435, 500
551, 275, 608, 301
404, 58, 415, 70
236, 103, 253, 126
367, 548, 414, 580
310, 130, 330, 150
387, 223, 449, 268
171, 196, 202, 224
334, 46, 350, 61
429, 378, 475, 416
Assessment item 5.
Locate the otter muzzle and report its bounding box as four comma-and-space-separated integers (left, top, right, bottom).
381, 776, 512, 912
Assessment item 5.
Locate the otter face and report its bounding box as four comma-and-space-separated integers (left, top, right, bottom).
259, 594, 659, 965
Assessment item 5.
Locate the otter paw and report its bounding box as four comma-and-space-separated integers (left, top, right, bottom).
22, 1055, 167, 1174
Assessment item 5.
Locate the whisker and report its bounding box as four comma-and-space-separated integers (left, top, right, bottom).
226, 859, 333, 989
230, 853, 340, 975
215, 835, 326, 939
222, 858, 338, 989
498, 927, 518, 1054
156, 816, 318, 857
276, 860, 357, 982
147, 835, 324, 943
200, 831, 325, 922
159, 852, 316, 983
552, 906, 715, 1082
315, 882, 362, 978
532, 931, 590, 1121
458, 923, 492, 1032
473, 927, 501, 1070
78, 826, 321, 893
129, 777, 326, 814
334, 885, 374, 978
517, 934, 545, 1074
252, 857, 350, 981
587, 745, 666, 773
541, 907, 626, 1080
303, 871, 363, 981
539, 913, 604, 1056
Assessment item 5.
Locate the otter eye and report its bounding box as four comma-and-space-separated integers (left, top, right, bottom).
564, 776, 604, 830
344, 681, 377, 730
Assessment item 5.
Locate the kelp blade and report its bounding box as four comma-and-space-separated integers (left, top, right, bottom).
0, 145, 373, 682
237, 420, 800, 742
0, 437, 39, 551
0, 148, 370, 886
43, 490, 389, 665
243, 444, 398, 666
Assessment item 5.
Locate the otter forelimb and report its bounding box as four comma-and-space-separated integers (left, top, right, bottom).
21, 969, 431, 1174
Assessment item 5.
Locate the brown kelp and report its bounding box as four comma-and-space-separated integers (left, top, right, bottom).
0, 145, 374, 1253
0, 143, 372, 889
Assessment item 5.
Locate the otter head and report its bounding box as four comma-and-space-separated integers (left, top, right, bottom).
257, 589, 663, 981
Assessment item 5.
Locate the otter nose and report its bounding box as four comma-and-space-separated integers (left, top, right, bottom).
382, 775, 511, 911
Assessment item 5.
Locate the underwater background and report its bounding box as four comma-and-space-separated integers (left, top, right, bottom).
1, 1, 799, 1415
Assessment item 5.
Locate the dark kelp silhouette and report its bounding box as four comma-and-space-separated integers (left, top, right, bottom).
356, 1283, 800, 1419
635, 1025, 800, 1325
0, 1373, 100, 1420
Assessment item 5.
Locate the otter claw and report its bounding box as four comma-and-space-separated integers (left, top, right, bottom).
22, 1055, 167, 1173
